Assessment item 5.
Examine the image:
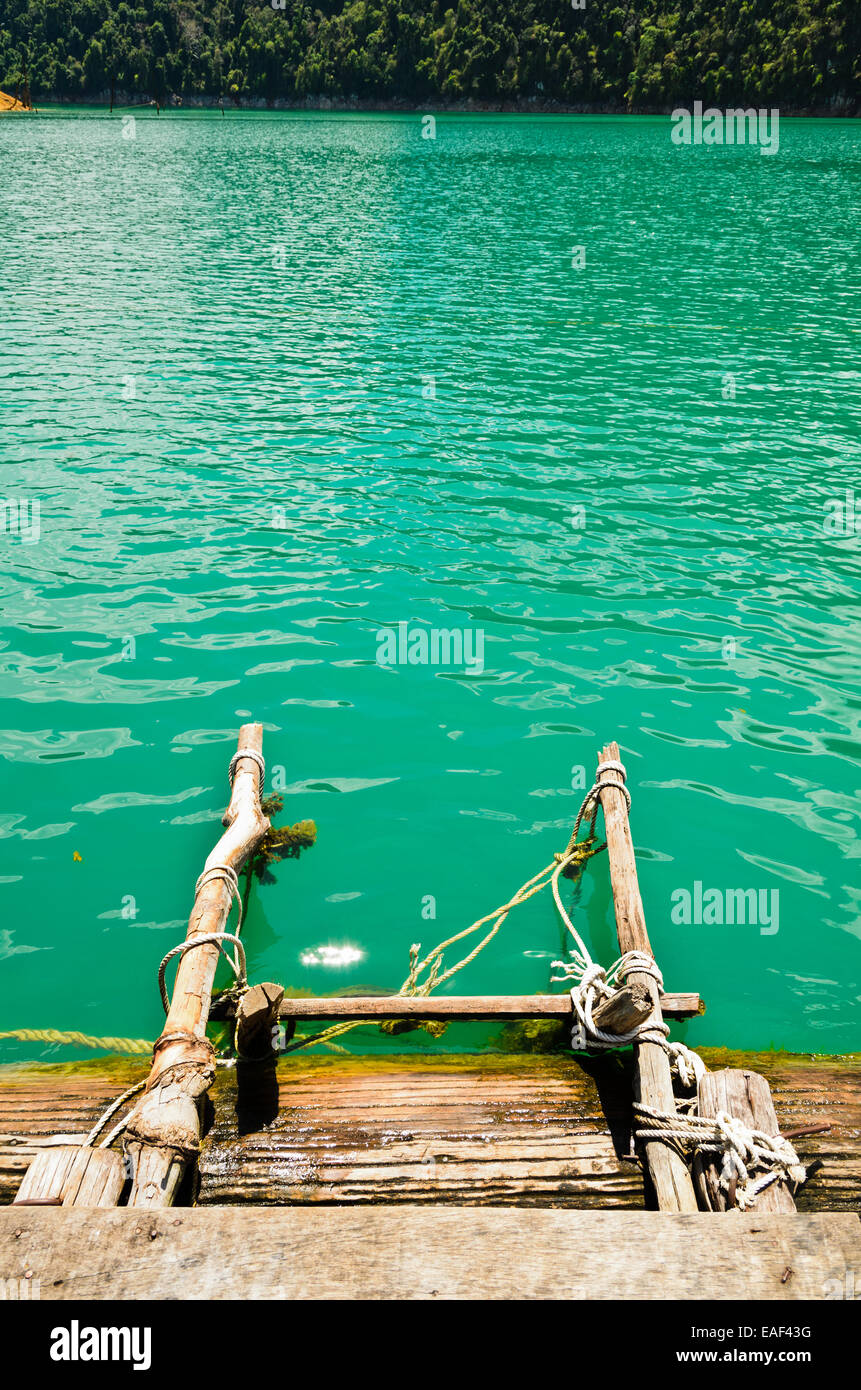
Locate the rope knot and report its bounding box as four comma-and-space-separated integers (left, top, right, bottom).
580, 962, 607, 991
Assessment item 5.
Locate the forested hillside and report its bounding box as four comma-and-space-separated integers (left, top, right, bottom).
0, 0, 857, 111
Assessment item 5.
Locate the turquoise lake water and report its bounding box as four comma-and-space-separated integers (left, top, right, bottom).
1, 110, 859, 1060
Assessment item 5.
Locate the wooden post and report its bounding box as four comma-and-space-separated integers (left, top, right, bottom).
596, 741, 699, 1213
13, 1146, 125, 1208
234, 983, 285, 1136
698, 1069, 798, 1212
235, 983, 284, 1061
589, 982, 653, 1037
122, 724, 269, 1208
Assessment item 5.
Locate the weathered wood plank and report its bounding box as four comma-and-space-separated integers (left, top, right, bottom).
597, 741, 699, 1213
210, 991, 703, 1023
198, 1054, 642, 1208
1, 1208, 857, 1301
591, 982, 653, 1036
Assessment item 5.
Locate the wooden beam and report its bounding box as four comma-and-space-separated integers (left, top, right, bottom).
596, 741, 699, 1213
208, 990, 703, 1024
698, 1069, 798, 1212
121, 724, 269, 1208
3, 1207, 858, 1301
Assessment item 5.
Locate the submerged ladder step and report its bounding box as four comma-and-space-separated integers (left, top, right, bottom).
210, 990, 703, 1023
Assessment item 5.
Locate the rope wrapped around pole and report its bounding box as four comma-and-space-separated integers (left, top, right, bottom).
633, 1102, 807, 1210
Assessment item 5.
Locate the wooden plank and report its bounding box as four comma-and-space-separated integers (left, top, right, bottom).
596, 741, 699, 1213
698, 1068, 798, 1212
2, 1207, 857, 1301
198, 1055, 642, 1208
216, 991, 703, 1023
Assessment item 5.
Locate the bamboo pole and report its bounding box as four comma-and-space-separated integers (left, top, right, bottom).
123, 724, 269, 1208
596, 741, 699, 1213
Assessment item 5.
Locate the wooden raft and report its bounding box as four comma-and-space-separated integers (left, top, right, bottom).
6, 729, 839, 1224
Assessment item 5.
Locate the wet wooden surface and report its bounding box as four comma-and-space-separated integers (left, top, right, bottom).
1, 1052, 858, 1211
197, 1054, 644, 1208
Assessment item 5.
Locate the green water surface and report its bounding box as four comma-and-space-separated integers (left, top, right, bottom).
0, 111, 859, 1058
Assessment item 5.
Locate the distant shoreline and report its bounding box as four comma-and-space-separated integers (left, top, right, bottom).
19, 94, 860, 119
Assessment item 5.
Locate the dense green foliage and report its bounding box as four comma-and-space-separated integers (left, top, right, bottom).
0, 0, 857, 110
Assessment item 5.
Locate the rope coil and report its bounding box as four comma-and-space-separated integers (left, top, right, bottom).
228, 747, 265, 790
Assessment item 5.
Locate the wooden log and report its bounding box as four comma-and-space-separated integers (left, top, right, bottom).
235, 983, 285, 1061
13, 1145, 125, 1208
3, 1207, 859, 1301
698, 1068, 798, 1213
596, 741, 699, 1213
209, 990, 704, 1024
122, 724, 269, 1208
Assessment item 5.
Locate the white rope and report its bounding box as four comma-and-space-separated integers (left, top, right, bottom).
158, 933, 247, 1013
634, 1102, 807, 1209
562, 758, 631, 860
666, 1040, 707, 1088
228, 747, 265, 789
551, 950, 668, 1048
83, 1079, 147, 1148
